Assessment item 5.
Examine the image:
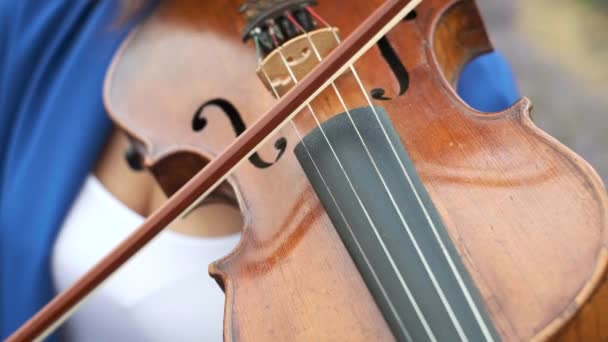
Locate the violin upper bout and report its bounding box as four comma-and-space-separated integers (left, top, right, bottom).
414, 1, 608, 340
510, 97, 608, 341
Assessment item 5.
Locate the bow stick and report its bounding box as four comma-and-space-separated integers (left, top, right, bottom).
7, 0, 422, 340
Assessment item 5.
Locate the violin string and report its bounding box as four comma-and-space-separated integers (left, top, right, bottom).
306, 7, 495, 340
254, 32, 414, 342
286, 12, 470, 341
268, 20, 437, 341
278, 48, 436, 341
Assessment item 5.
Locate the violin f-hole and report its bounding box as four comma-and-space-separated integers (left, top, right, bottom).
371, 36, 410, 101
192, 98, 287, 169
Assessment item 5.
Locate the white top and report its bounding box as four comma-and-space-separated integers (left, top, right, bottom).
51, 175, 240, 342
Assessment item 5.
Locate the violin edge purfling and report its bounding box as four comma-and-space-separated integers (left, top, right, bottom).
6, 0, 420, 340
8, 0, 607, 341
106, 0, 608, 340
101, 0, 608, 340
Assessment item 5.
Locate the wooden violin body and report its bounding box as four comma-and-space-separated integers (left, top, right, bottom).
104, 0, 608, 340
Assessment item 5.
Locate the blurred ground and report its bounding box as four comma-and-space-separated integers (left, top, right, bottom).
476, 0, 608, 183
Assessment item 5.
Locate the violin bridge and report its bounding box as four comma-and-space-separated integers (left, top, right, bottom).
256, 27, 340, 97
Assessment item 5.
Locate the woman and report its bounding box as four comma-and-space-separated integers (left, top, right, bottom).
0, 1, 518, 341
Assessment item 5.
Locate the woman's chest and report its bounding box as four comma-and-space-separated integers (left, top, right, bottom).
51, 175, 240, 341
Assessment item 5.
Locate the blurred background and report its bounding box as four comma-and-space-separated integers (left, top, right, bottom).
477, 0, 608, 183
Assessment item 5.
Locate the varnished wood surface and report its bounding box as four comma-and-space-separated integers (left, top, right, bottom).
5, 1, 415, 341
552, 269, 608, 341
100, 0, 608, 341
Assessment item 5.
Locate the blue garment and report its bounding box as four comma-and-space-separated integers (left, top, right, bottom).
0, 1, 518, 339
458, 52, 520, 112
0, 1, 154, 339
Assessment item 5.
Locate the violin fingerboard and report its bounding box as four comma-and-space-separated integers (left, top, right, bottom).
294, 106, 499, 342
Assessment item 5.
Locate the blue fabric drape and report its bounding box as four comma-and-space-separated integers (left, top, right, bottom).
458, 51, 520, 112
0, 1, 153, 339
0, 1, 518, 339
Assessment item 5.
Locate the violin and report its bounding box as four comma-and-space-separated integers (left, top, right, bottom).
8, 0, 608, 341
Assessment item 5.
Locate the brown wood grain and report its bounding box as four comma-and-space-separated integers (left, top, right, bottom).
102, 0, 608, 340
9, 0, 607, 341
551, 260, 608, 341
5, 1, 413, 341
104, 0, 608, 340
